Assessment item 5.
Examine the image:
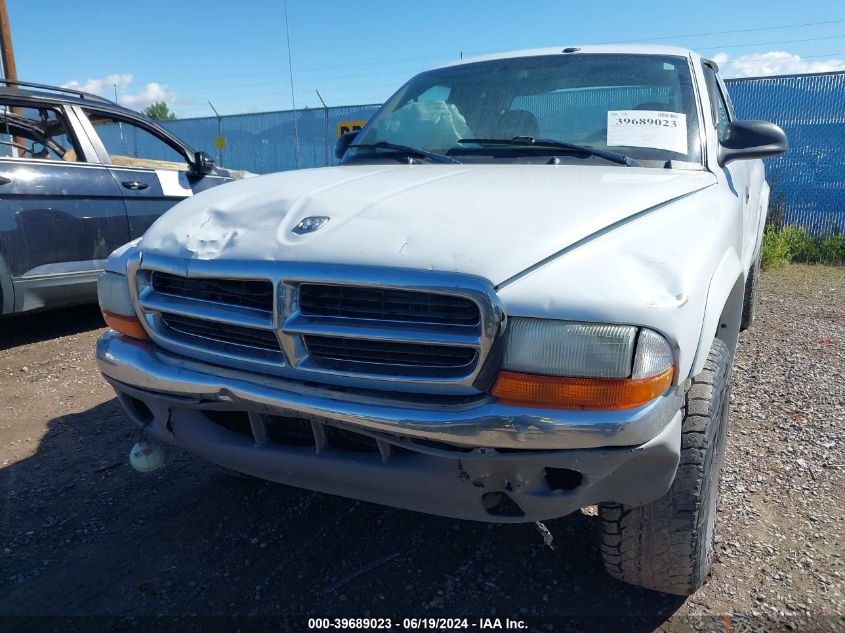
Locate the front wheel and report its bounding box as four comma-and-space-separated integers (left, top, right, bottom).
598, 337, 731, 595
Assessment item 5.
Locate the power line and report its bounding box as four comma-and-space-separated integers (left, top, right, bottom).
63, 19, 845, 99
53, 16, 845, 96
161, 50, 845, 108
170, 67, 417, 94
138, 18, 845, 87
698, 33, 845, 50
191, 81, 400, 103
717, 50, 845, 63
277, 52, 454, 74
101, 40, 845, 104
169, 45, 845, 103
123, 53, 456, 89
63, 20, 845, 112
596, 17, 845, 45
144, 36, 845, 101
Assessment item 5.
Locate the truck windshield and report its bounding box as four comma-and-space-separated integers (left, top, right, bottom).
347, 53, 702, 166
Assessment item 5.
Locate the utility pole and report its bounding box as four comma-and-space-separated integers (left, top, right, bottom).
0, 0, 22, 157
0, 0, 18, 81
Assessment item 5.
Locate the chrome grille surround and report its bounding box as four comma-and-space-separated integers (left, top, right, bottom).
128, 252, 506, 395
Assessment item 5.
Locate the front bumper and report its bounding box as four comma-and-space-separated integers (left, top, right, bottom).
97, 332, 683, 522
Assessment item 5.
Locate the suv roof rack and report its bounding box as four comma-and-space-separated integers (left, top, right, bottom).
0, 78, 113, 104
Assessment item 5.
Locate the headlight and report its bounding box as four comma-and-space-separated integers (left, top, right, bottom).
97, 271, 148, 340
502, 319, 637, 378
492, 318, 674, 410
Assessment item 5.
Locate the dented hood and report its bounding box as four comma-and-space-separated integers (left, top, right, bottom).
140, 164, 716, 285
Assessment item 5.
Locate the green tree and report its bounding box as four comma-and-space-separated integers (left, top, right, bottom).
143, 101, 177, 120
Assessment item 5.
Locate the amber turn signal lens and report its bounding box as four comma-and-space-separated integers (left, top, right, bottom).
102, 310, 148, 340
492, 366, 674, 410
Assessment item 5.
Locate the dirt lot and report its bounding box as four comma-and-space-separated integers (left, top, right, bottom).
1, 265, 843, 632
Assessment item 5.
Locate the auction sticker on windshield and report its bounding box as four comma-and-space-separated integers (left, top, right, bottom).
607, 110, 687, 154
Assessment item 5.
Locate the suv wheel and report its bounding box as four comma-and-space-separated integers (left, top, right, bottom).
598, 337, 731, 595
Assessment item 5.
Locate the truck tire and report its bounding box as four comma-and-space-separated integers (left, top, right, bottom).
598, 337, 731, 595
740, 249, 761, 331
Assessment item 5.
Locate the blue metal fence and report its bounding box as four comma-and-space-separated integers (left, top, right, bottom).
159, 72, 845, 233
726, 72, 845, 233
160, 104, 380, 173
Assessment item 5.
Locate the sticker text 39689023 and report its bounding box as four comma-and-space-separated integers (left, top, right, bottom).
606, 110, 688, 155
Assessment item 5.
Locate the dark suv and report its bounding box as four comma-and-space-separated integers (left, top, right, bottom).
0, 79, 245, 316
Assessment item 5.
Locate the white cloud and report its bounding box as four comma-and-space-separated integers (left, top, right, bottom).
712, 51, 845, 78
62, 74, 176, 111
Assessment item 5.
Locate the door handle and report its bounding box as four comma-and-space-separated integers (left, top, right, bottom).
0, 175, 11, 185
122, 180, 149, 191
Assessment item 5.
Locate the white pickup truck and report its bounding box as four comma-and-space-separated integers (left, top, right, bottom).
95, 45, 786, 595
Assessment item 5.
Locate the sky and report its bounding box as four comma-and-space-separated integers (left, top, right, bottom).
5, 0, 845, 118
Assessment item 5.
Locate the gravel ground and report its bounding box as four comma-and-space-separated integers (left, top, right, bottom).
0, 265, 842, 632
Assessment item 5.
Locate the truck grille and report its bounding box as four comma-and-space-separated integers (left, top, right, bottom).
299, 284, 480, 325
152, 272, 273, 312
132, 258, 501, 394
161, 314, 281, 351
304, 335, 476, 369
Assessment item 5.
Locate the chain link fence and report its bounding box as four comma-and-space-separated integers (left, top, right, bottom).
160, 104, 380, 174
727, 72, 845, 234
160, 72, 845, 233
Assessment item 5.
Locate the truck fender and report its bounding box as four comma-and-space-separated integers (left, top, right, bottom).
690, 248, 744, 377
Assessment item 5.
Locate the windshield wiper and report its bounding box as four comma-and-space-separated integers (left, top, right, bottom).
349, 141, 461, 165
458, 136, 641, 167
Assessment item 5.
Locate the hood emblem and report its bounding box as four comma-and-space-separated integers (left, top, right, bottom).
292, 216, 329, 235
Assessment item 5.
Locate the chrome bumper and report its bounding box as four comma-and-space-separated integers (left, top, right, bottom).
98, 332, 684, 522
96, 331, 681, 450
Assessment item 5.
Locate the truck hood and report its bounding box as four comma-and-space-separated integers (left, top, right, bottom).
140, 164, 716, 286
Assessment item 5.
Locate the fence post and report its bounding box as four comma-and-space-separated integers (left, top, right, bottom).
208, 101, 223, 167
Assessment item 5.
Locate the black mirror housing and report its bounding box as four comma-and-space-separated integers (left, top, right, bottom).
192, 151, 215, 174
335, 131, 359, 160
718, 120, 787, 166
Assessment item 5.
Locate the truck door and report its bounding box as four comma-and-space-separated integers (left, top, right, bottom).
702, 65, 756, 269
718, 74, 765, 256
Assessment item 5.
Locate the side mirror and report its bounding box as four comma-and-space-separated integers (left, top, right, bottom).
191, 151, 215, 174
335, 131, 359, 160
718, 120, 787, 166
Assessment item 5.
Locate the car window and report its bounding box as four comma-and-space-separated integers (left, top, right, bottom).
84, 110, 189, 171
0, 102, 79, 161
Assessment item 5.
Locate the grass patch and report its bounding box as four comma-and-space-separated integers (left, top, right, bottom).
761, 225, 845, 270
761, 196, 845, 270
